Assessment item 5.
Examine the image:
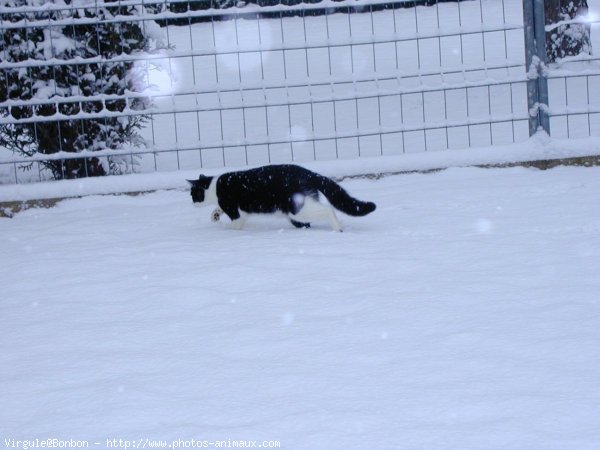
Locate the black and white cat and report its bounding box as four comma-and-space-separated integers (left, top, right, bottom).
187, 164, 376, 231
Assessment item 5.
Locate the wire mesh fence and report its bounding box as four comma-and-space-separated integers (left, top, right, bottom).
1, 0, 599, 184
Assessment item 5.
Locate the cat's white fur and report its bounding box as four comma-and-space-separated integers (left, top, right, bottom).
290, 196, 342, 232
205, 176, 218, 203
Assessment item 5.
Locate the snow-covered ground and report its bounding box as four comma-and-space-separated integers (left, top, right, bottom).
2, 0, 600, 447
2, 163, 600, 449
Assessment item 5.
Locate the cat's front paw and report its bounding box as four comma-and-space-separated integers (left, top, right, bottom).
211, 208, 223, 222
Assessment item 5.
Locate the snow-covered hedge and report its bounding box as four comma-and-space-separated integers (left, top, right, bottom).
0, 0, 165, 179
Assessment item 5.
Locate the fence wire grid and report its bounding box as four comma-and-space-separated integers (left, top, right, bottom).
1, 0, 600, 183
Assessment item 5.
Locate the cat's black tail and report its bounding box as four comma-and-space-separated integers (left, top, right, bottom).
314, 175, 376, 216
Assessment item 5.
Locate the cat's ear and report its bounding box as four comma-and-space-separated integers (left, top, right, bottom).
197, 175, 212, 189
187, 179, 198, 187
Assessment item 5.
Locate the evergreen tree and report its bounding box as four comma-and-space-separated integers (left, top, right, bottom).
0, 0, 162, 179
545, 0, 592, 63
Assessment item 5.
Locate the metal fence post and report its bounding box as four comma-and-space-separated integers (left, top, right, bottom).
523, 0, 550, 136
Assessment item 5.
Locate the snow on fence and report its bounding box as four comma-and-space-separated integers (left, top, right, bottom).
1, 0, 599, 183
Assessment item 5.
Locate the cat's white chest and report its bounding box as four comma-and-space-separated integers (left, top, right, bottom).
205, 177, 218, 204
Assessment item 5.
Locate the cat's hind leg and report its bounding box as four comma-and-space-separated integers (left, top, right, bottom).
290, 219, 311, 229
291, 197, 343, 232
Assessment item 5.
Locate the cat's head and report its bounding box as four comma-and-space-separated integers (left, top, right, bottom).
187, 175, 212, 204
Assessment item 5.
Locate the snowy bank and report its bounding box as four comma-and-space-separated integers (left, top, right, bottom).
1, 134, 600, 204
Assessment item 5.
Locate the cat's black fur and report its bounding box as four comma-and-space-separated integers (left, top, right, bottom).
188, 164, 375, 231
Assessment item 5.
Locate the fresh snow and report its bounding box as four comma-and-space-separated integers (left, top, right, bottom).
2, 164, 600, 449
